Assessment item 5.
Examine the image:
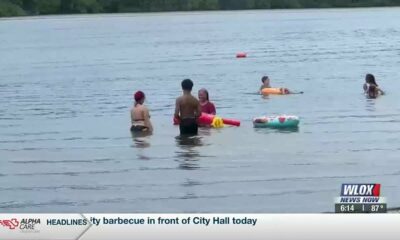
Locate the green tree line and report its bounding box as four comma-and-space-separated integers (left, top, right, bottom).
1, 0, 400, 17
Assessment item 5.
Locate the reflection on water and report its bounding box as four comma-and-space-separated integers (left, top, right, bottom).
131, 130, 152, 149
175, 134, 205, 200
175, 135, 203, 170
254, 126, 300, 134
198, 127, 213, 136
131, 131, 151, 160
365, 97, 377, 112
131, 131, 151, 161
261, 95, 270, 100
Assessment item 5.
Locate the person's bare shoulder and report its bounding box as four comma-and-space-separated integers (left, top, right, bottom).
141, 105, 149, 111
190, 95, 199, 103
176, 96, 183, 104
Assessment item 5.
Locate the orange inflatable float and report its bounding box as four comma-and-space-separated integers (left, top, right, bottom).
261, 88, 290, 95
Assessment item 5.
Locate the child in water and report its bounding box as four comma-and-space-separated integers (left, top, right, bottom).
259, 76, 271, 92
259, 76, 291, 94
363, 74, 384, 99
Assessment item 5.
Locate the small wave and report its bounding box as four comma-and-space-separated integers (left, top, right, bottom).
0, 200, 77, 209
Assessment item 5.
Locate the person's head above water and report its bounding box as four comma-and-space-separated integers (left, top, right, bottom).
198, 88, 209, 103
181, 79, 194, 92
134, 91, 145, 105
366, 73, 378, 86
261, 76, 270, 86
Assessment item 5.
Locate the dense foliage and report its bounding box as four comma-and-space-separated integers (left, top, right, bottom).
1, 0, 400, 17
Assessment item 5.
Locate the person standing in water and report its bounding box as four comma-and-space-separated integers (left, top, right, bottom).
175, 79, 201, 135
198, 88, 216, 115
131, 91, 153, 132
363, 73, 384, 98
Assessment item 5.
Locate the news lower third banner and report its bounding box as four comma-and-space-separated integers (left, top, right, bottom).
1, 214, 400, 240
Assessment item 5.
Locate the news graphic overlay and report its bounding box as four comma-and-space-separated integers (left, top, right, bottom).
335, 184, 387, 213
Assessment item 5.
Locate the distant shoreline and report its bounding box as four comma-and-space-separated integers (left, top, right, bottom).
1, 6, 400, 20
2, 0, 400, 18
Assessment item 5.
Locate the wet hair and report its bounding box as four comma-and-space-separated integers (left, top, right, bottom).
134, 91, 145, 102
181, 79, 193, 91
199, 88, 209, 101
366, 74, 378, 86
134, 91, 145, 107
261, 76, 269, 83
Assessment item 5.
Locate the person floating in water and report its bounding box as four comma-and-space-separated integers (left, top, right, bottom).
363, 73, 384, 99
259, 76, 271, 92
259, 75, 296, 94
130, 91, 153, 132
175, 79, 201, 135
198, 88, 216, 115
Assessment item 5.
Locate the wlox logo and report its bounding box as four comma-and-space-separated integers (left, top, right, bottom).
0, 219, 19, 230
341, 184, 380, 196
337, 184, 384, 204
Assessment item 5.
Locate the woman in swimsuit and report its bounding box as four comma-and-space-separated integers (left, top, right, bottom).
131, 91, 153, 132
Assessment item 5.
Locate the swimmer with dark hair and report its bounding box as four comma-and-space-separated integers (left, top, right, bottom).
259, 76, 299, 94
259, 76, 271, 92
174, 79, 202, 135
363, 74, 384, 98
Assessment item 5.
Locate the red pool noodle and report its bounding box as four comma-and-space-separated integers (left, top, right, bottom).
222, 117, 240, 126
173, 113, 240, 126
198, 113, 214, 125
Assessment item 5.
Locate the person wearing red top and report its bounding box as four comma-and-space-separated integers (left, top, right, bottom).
198, 88, 216, 115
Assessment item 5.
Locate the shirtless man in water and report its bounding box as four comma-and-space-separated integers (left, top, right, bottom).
174, 79, 202, 135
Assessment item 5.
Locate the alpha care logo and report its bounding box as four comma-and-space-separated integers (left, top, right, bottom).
0, 218, 19, 230
0, 218, 41, 233
19, 218, 41, 232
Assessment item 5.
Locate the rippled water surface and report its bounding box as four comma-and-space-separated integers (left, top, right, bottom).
1, 8, 400, 212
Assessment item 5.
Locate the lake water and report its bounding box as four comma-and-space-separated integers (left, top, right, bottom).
1, 8, 400, 213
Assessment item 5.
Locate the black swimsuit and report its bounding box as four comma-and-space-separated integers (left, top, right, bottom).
179, 118, 198, 135
130, 125, 148, 132
131, 118, 148, 132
